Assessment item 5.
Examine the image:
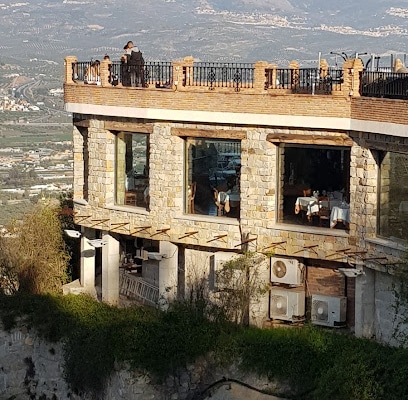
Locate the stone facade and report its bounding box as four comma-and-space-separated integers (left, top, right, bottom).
64, 56, 408, 346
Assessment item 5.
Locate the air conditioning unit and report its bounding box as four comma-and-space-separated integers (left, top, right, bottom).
269, 287, 305, 322
311, 294, 347, 328
270, 257, 304, 285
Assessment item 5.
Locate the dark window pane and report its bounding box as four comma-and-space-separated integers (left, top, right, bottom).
116, 132, 149, 209
379, 152, 408, 240
186, 138, 241, 218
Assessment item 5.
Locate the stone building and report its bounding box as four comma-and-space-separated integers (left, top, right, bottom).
64, 55, 408, 345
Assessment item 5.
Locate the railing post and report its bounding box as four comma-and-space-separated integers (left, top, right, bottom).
289, 60, 299, 90
253, 61, 268, 91
65, 56, 77, 84
269, 64, 278, 89
343, 58, 364, 97
100, 59, 112, 87
172, 56, 194, 90
171, 60, 184, 90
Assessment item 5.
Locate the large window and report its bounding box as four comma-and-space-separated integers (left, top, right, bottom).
186, 138, 241, 218
116, 132, 149, 208
279, 144, 350, 228
379, 151, 408, 241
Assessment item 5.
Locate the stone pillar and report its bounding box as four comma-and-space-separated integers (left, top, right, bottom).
253, 61, 268, 91
64, 56, 77, 84
101, 232, 120, 305
100, 59, 112, 87
342, 58, 364, 97
266, 64, 278, 89
158, 241, 178, 308
172, 60, 184, 90
80, 227, 95, 288
289, 60, 299, 89
178, 56, 195, 89
354, 267, 375, 339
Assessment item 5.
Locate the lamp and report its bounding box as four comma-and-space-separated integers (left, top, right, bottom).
87, 239, 106, 248
64, 229, 81, 238
337, 268, 364, 278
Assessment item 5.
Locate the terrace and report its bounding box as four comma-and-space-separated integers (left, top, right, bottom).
68, 56, 408, 99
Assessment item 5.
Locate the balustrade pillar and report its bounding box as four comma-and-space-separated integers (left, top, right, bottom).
253, 61, 269, 91
342, 58, 364, 97
64, 56, 77, 84
100, 59, 112, 87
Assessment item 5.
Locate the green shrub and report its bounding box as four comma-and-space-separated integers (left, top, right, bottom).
1, 293, 408, 400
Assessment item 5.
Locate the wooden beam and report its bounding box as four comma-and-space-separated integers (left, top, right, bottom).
267, 133, 353, 146
74, 120, 91, 128
234, 237, 257, 247
150, 228, 171, 238
364, 139, 408, 153
178, 231, 199, 240
207, 234, 228, 243
172, 128, 247, 140
104, 121, 154, 134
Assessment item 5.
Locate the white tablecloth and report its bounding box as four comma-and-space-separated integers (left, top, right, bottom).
330, 205, 350, 228
295, 196, 318, 216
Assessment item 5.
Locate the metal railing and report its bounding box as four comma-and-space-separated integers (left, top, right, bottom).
72, 61, 173, 88
265, 68, 343, 94
70, 60, 408, 100
184, 62, 254, 91
360, 71, 408, 99
119, 270, 159, 307
72, 61, 92, 81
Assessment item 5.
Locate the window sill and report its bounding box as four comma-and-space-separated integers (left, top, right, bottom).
175, 213, 240, 225
273, 222, 349, 237
366, 237, 407, 252
106, 204, 149, 215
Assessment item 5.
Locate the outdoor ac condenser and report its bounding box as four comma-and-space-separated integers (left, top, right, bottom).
269, 287, 305, 322
270, 257, 304, 285
311, 294, 347, 327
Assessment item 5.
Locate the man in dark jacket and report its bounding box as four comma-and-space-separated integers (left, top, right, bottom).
124, 41, 145, 87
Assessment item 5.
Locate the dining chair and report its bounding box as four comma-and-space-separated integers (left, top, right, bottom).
213, 189, 224, 216
125, 191, 137, 206
188, 182, 197, 213
318, 196, 330, 227
213, 189, 231, 216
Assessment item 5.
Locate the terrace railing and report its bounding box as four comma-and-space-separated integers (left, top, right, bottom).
265, 67, 343, 94
183, 62, 255, 91
73, 60, 173, 88
360, 71, 408, 100
69, 57, 408, 101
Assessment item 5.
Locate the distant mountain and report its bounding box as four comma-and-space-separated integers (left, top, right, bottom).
0, 0, 407, 71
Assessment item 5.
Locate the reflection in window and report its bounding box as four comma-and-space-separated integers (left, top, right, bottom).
379, 151, 408, 241
116, 132, 149, 208
186, 138, 241, 218
279, 144, 350, 228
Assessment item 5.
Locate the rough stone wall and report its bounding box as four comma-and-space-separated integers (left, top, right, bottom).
0, 323, 280, 400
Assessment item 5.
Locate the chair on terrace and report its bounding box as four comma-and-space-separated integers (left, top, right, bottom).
318, 196, 330, 227
188, 182, 197, 214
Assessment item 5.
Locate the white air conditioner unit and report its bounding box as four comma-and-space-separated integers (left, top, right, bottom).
270, 257, 304, 285
311, 294, 347, 328
269, 287, 305, 322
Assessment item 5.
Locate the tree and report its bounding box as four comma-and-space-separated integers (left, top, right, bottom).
214, 252, 269, 326
0, 202, 70, 295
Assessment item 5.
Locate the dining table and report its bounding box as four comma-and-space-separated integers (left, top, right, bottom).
330, 203, 350, 228
294, 196, 318, 217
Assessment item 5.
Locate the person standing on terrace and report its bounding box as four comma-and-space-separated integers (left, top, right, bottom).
122, 41, 145, 87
